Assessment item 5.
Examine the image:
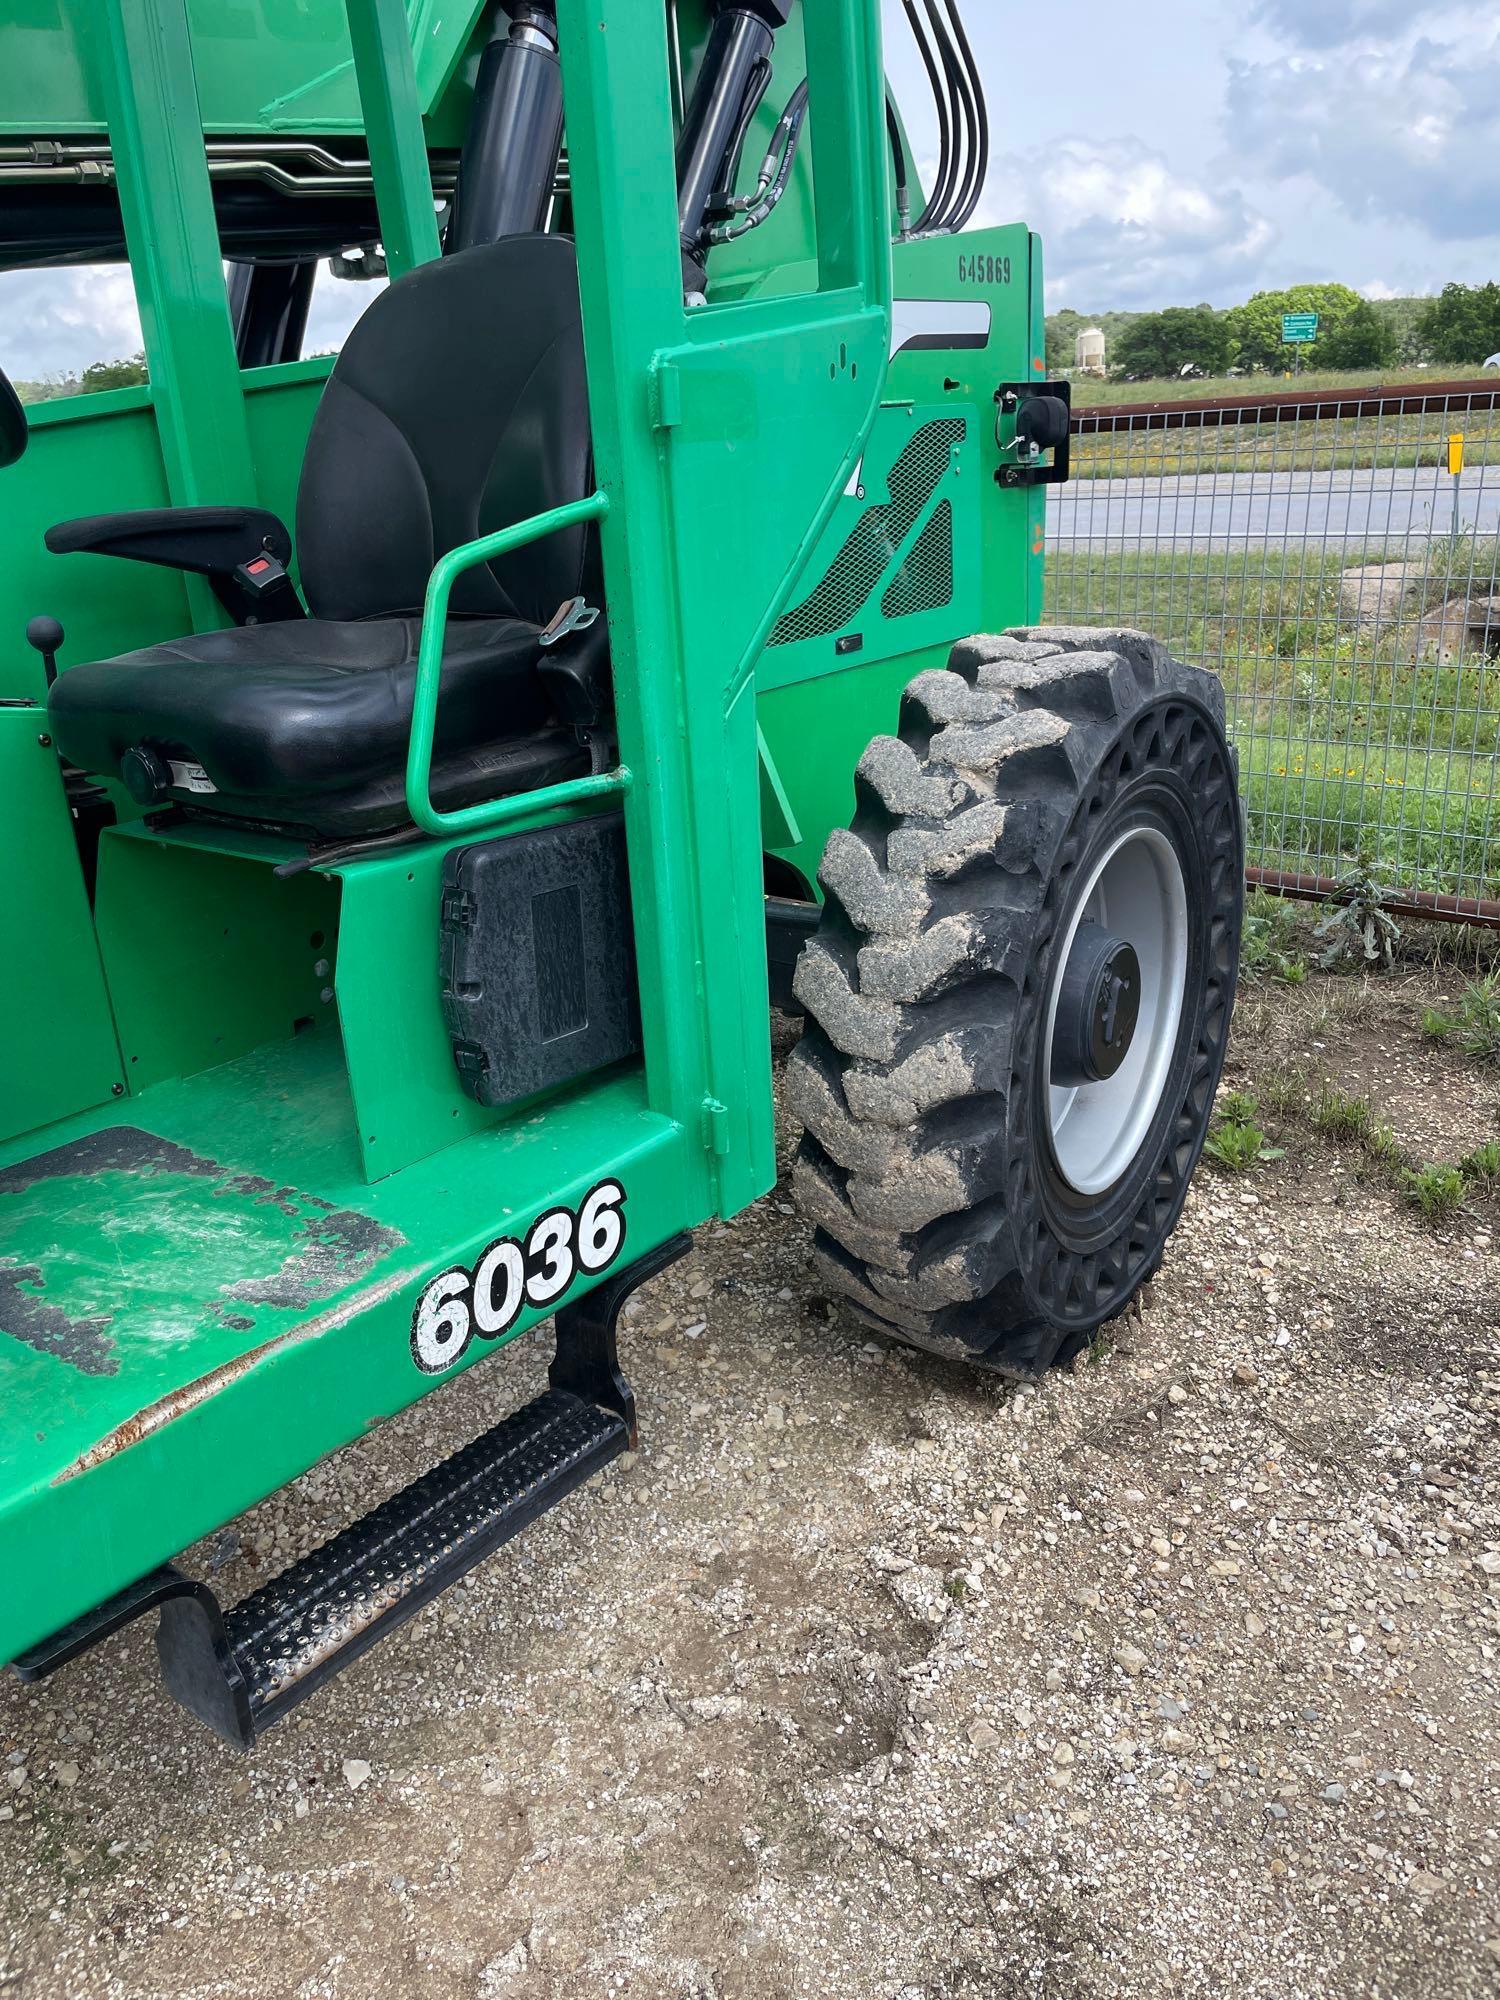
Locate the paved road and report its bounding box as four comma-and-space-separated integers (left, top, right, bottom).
1050, 464, 1499, 547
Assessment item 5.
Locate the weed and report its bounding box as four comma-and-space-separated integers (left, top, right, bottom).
1413, 531, 1500, 619
944, 1576, 969, 1602
1310, 1085, 1374, 1143
1241, 894, 1309, 984
1275, 1066, 1410, 1181
1459, 1140, 1500, 1192
1314, 865, 1401, 971
1421, 976, 1500, 1067
1204, 1100, 1285, 1171
1259, 1063, 1310, 1120
1401, 1163, 1467, 1222
1219, 1090, 1261, 1125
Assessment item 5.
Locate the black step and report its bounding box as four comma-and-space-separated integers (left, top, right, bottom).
10, 1234, 692, 1750
158, 1387, 626, 1745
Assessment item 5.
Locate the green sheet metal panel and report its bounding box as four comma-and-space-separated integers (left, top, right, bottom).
753, 224, 1042, 894
331, 832, 503, 1183
572, 0, 892, 1208
0, 1033, 700, 1662
1, 393, 187, 707
0, 366, 333, 707
1, 0, 486, 138
0, 711, 123, 1144
93, 822, 341, 1093
754, 401, 981, 694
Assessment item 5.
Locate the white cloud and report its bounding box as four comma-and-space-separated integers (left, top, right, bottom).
1248, 0, 1427, 48
1227, 27, 1500, 242
980, 137, 1275, 310
303, 263, 384, 358
0, 266, 143, 382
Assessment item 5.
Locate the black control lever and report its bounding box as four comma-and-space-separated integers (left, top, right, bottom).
26, 615, 63, 687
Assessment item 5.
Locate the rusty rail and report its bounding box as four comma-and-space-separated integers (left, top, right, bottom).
1247, 867, 1500, 931
1072, 378, 1500, 434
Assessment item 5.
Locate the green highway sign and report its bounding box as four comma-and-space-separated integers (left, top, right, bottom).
1282, 312, 1319, 344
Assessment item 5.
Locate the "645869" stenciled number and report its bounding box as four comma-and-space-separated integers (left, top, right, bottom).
410, 1180, 627, 1375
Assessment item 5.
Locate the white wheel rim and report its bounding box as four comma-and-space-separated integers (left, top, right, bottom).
1043, 824, 1189, 1197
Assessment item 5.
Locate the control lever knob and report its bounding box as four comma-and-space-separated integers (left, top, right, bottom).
26, 614, 64, 686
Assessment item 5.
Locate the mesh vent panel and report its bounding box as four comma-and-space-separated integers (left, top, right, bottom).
882, 501, 954, 619
769, 418, 964, 646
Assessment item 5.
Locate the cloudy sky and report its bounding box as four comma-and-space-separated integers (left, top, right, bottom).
920, 0, 1500, 311
2, 0, 1497, 381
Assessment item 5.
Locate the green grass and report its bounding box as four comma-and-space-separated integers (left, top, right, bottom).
1421, 977, 1500, 1064
1401, 1163, 1468, 1222
1072, 416, 1500, 483
1071, 366, 1500, 482
1310, 1084, 1375, 1142
1049, 543, 1500, 899
1073, 364, 1496, 411
1459, 1139, 1500, 1192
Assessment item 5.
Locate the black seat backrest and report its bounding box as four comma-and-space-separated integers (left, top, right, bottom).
295, 233, 597, 627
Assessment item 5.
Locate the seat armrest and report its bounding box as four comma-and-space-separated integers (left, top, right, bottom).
45, 506, 303, 624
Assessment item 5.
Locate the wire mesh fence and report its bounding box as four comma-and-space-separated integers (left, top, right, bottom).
1047, 380, 1500, 922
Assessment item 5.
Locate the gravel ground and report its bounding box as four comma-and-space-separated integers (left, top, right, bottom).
2, 963, 1497, 2000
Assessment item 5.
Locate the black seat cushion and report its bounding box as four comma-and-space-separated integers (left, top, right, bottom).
49, 612, 555, 797
45, 233, 601, 835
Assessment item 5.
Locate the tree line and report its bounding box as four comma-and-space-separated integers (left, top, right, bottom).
1048, 283, 1500, 383
15, 351, 149, 403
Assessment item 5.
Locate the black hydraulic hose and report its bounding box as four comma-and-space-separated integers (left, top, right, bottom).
717, 53, 773, 206
942, 0, 988, 231
936, 0, 992, 230
923, 0, 971, 232
930, 1, 974, 230
922, 0, 961, 230
760, 81, 808, 204
903, 0, 952, 234
769, 78, 809, 170
896, 0, 989, 236
884, 89, 910, 237
708, 76, 807, 243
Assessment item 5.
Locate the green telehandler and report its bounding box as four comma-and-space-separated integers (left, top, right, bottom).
0, 0, 1242, 1748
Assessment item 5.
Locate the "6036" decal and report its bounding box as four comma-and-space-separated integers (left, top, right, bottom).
410, 1179, 627, 1375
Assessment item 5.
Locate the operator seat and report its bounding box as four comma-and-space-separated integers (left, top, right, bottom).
46, 234, 604, 841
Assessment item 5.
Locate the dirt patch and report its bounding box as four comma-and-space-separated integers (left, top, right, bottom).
1, 964, 1497, 1999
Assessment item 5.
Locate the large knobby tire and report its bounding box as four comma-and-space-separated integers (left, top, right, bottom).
787, 626, 1243, 1378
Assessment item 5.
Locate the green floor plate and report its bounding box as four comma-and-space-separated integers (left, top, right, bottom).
0, 1028, 696, 1661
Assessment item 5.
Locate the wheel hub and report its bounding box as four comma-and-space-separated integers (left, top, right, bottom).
1042, 822, 1190, 1199
1050, 926, 1142, 1087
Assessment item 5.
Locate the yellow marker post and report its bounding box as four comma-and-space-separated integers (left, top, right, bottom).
1448, 433, 1465, 540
